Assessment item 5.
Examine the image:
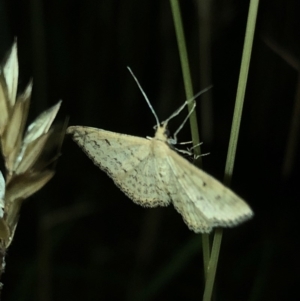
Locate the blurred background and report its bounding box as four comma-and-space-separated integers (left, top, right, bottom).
0, 0, 300, 300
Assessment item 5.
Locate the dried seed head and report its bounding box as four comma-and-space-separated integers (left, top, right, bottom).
0, 41, 63, 249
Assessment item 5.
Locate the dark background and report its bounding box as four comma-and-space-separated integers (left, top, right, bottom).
0, 0, 299, 300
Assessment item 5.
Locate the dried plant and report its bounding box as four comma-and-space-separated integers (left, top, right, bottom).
0, 41, 63, 290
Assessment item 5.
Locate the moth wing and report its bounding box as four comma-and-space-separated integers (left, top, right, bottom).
67, 126, 171, 207
170, 184, 213, 233
165, 147, 253, 231
151, 145, 212, 233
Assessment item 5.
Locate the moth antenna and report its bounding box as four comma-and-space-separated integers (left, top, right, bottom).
162, 85, 213, 126
173, 102, 196, 143
163, 85, 213, 143
127, 67, 160, 127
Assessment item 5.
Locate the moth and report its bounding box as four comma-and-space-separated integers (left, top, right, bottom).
67, 69, 253, 233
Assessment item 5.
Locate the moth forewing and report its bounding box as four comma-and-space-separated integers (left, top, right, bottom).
165, 150, 252, 227
150, 125, 251, 232
67, 126, 171, 208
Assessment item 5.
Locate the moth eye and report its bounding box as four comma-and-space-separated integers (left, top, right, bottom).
164, 128, 170, 138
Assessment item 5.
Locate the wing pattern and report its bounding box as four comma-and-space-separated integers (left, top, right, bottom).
68, 126, 171, 207
164, 146, 253, 232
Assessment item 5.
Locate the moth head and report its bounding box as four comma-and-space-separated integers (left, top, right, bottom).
153, 122, 177, 146
160, 121, 171, 137
153, 122, 172, 142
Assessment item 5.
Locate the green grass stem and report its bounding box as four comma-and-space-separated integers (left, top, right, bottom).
203, 0, 260, 300
169, 0, 211, 281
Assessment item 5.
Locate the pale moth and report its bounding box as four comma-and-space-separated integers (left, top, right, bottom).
67, 69, 253, 233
